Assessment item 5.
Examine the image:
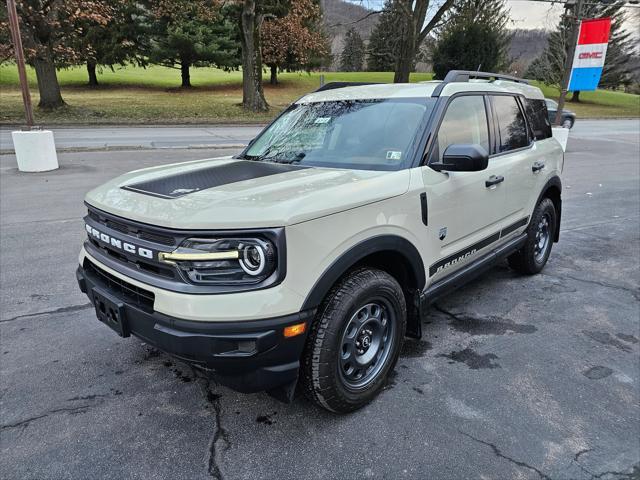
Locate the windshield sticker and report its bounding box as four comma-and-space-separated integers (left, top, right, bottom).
386, 151, 402, 161
314, 117, 332, 124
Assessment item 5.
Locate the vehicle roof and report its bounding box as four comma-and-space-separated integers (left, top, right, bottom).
297, 79, 545, 104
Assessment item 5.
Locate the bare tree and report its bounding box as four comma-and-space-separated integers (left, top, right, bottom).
240, 0, 268, 112
393, 0, 455, 83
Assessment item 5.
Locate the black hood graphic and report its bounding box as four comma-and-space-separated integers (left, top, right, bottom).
122, 160, 302, 199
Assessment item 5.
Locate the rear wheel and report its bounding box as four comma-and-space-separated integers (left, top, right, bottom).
562, 117, 574, 129
301, 268, 406, 413
508, 198, 557, 275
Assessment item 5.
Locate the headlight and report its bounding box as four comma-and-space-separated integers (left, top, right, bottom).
159, 237, 277, 285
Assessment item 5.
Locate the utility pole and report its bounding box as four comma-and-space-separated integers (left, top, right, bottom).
6, 0, 34, 128
555, 0, 584, 127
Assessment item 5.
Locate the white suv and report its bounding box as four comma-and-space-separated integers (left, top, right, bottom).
76, 71, 563, 413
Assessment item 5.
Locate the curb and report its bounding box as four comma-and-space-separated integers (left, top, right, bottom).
0, 143, 247, 155
0, 123, 268, 130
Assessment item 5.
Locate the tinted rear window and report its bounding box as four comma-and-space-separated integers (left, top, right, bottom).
525, 99, 553, 140
492, 95, 529, 152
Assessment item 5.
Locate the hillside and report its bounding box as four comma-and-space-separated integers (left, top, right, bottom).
322, 0, 381, 68
509, 29, 549, 75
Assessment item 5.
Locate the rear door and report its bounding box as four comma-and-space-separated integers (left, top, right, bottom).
421, 94, 511, 283
490, 95, 545, 230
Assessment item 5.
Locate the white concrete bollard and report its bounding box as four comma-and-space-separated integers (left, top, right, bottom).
551, 127, 569, 153
11, 129, 59, 172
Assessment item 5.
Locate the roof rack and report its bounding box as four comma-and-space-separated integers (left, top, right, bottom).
432, 70, 529, 97
314, 82, 380, 92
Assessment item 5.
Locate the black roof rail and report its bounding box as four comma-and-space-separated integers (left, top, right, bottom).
314, 82, 381, 92
432, 70, 529, 97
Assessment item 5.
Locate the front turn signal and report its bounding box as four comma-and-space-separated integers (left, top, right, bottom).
283, 322, 306, 338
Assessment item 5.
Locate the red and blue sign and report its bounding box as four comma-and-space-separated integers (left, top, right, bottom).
568, 17, 611, 92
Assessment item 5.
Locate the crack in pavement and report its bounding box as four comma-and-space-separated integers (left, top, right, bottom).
432, 304, 536, 335
575, 459, 640, 480
574, 448, 593, 463
190, 366, 231, 480
590, 464, 639, 479
0, 303, 93, 324
571, 448, 597, 478
1, 405, 92, 431
542, 273, 640, 301
460, 431, 553, 480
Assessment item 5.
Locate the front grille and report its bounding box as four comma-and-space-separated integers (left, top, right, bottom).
139, 231, 175, 246
87, 237, 176, 279
88, 208, 176, 247
84, 259, 155, 312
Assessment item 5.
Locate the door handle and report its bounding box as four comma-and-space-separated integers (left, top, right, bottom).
485, 175, 504, 188
532, 161, 545, 173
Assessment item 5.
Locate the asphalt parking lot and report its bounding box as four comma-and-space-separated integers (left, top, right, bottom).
1, 120, 639, 480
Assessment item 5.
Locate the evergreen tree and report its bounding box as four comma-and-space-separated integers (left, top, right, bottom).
75, 0, 148, 87
147, 0, 240, 88
526, 0, 635, 99
366, 0, 403, 72
340, 28, 365, 72
431, 0, 511, 79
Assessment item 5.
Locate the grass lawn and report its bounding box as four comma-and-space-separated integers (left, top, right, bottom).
0, 65, 637, 125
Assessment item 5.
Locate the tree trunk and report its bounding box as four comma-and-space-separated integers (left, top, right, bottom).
181, 62, 191, 88
87, 60, 99, 87
33, 54, 64, 109
240, 0, 268, 112
570, 90, 581, 102
393, 10, 417, 83
270, 65, 278, 85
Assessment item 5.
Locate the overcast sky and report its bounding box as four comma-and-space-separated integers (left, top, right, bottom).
343, 0, 639, 37
344, 0, 566, 30
507, 1, 564, 29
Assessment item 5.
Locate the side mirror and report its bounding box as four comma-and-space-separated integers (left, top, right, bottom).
430, 144, 489, 172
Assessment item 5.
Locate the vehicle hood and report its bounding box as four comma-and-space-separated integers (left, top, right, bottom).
85, 157, 410, 229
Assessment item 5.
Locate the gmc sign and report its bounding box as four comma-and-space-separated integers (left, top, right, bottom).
578, 52, 603, 60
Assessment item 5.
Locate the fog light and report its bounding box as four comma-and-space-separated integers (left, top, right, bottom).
283, 322, 306, 338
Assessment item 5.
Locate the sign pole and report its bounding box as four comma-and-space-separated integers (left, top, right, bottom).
555, 0, 584, 127
7, 0, 58, 172
6, 0, 35, 128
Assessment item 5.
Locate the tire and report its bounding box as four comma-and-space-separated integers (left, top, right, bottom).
508, 198, 557, 275
301, 268, 406, 413
562, 117, 574, 129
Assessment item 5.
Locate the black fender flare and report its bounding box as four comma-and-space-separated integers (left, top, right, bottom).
535, 175, 562, 242
301, 235, 426, 311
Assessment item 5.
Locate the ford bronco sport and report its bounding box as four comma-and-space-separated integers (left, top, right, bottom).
76, 71, 563, 413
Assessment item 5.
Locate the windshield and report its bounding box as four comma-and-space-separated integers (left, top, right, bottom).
545, 99, 558, 109
242, 98, 435, 171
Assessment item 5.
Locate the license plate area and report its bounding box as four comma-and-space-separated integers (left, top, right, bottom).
92, 288, 129, 337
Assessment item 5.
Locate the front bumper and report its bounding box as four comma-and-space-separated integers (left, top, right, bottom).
76, 262, 314, 394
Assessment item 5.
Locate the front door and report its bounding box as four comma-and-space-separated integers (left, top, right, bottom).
490, 94, 538, 225
421, 94, 511, 284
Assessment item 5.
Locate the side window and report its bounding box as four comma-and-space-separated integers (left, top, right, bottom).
524, 99, 552, 140
492, 95, 529, 152
429, 95, 489, 163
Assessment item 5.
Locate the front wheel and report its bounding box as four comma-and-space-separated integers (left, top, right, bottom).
301, 268, 406, 413
508, 198, 557, 275
562, 117, 574, 129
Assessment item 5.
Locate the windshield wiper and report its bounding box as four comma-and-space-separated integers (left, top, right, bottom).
262, 151, 306, 164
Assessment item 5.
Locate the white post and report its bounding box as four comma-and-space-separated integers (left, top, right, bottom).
11, 129, 59, 172
552, 127, 569, 152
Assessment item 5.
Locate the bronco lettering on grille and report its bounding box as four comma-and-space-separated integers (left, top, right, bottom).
86, 224, 154, 259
